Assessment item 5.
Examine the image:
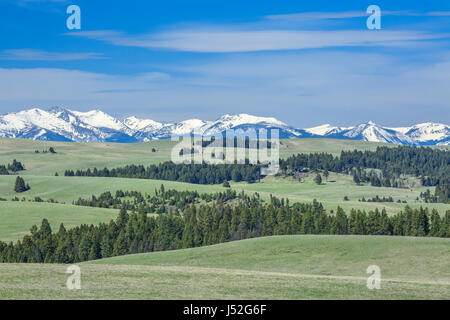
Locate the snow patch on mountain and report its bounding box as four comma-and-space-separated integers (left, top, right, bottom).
171, 119, 209, 135
305, 124, 353, 136
70, 109, 125, 131
402, 123, 449, 144
123, 116, 164, 131
0, 107, 448, 145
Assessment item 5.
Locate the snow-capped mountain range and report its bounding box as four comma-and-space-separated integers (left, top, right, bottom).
0, 107, 448, 145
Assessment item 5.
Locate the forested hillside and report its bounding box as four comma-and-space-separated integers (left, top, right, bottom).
61, 145, 449, 202
1, 187, 448, 264
64, 162, 261, 184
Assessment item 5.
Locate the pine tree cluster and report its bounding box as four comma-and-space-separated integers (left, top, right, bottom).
64, 162, 261, 184
1, 188, 448, 264
280, 146, 449, 202
0, 159, 25, 175
14, 176, 30, 193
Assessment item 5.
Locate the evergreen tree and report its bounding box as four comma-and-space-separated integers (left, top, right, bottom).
232, 169, 242, 182
353, 172, 361, 185
439, 211, 450, 237
331, 207, 348, 234
1, 189, 449, 265
314, 173, 322, 185
323, 169, 329, 181
429, 210, 441, 237
14, 176, 30, 193
100, 235, 112, 258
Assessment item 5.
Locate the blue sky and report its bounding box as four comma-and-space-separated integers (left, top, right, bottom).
0, 0, 449, 127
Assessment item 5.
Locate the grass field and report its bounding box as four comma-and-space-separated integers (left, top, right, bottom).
0, 138, 449, 300
0, 138, 176, 177
1, 235, 449, 299
0, 201, 119, 242
0, 137, 387, 177
230, 174, 449, 214
0, 138, 448, 242
0, 173, 447, 227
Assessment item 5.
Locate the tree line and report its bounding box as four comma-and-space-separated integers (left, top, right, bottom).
64, 162, 262, 184
61, 145, 449, 202
280, 146, 449, 202
0, 187, 449, 264
280, 146, 448, 185
73, 187, 246, 214
61, 145, 449, 187
359, 195, 394, 203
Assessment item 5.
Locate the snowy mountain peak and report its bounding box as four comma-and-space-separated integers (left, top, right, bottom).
402, 122, 449, 145
0, 107, 448, 145
305, 124, 340, 136
171, 119, 208, 135
218, 113, 287, 126
123, 116, 163, 131
70, 109, 125, 131
47, 106, 67, 113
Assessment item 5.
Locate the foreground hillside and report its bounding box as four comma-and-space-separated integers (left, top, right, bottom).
1, 235, 449, 299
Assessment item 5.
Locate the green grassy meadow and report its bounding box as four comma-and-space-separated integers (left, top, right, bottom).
0, 138, 449, 300
0, 172, 446, 216
230, 174, 449, 214
0, 201, 119, 242
0, 138, 176, 177
0, 138, 449, 243
0, 138, 385, 177
1, 235, 448, 299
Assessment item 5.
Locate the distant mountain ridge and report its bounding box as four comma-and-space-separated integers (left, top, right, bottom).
0, 107, 448, 145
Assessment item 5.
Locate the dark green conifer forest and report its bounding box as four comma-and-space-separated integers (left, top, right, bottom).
1, 186, 448, 264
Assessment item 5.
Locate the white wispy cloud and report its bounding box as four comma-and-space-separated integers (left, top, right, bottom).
265, 10, 450, 20
3, 0, 69, 12
427, 11, 450, 17
66, 29, 448, 53
13, 0, 68, 5
1, 50, 449, 126
0, 49, 104, 61
266, 11, 374, 20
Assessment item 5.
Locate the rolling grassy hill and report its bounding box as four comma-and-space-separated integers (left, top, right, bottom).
0, 137, 448, 242
0, 137, 387, 177
1, 235, 449, 299
229, 173, 448, 214
0, 138, 176, 177
0, 202, 119, 242
0, 137, 448, 300
0, 172, 447, 215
